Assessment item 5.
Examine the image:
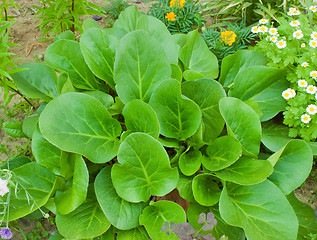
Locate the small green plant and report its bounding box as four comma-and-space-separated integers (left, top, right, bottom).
103, 0, 129, 20
33, 0, 106, 38
148, 0, 206, 34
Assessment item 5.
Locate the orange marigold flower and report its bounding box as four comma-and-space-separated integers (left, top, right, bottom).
170, 0, 185, 8
165, 12, 176, 21
221, 31, 237, 46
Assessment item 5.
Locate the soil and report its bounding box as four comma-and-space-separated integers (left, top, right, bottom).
1, 0, 317, 239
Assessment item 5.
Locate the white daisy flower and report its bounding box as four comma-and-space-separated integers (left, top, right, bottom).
251, 26, 259, 33
268, 28, 278, 35
301, 114, 311, 123
301, 43, 306, 47
292, 9, 301, 15
311, 31, 317, 39
298, 79, 308, 87
310, 5, 317, 12
270, 36, 278, 43
258, 25, 268, 33
259, 19, 268, 24
310, 70, 317, 79
276, 39, 287, 49
309, 39, 317, 48
293, 30, 303, 39
282, 88, 296, 99
306, 85, 317, 94
289, 89, 296, 97
289, 20, 300, 27
306, 104, 317, 115
301, 62, 309, 67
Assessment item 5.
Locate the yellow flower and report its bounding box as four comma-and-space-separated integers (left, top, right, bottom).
170, 0, 186, 8
221, 31, 237, 46
165, 12, 176, 21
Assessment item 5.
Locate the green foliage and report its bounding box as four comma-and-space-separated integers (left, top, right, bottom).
33, 0, 106, 38
103, 0, 129, 20
148, 0, 206, 34
2, 6, 316, 240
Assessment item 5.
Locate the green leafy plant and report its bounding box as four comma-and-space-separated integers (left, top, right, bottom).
148, 0, 206, 34
33, 0, 106, 38
103, 0, 129, 20
2, 6, 317, 240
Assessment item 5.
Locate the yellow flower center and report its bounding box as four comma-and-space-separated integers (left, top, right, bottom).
310, 107, 315, 112
313, 73, 317, 77
313, 42, 317, 46
304, 116, 308, 120
285, 93, 289, 97
279, 42, 284, 45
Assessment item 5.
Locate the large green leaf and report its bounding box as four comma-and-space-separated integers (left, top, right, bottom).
149, 79, 201, 140
268, 139, 313, 195
139, 201, 186, 240
112, 5, 140, 34
179, 30, 218, 79
80, 28, 116, 89
3, 162, 56, 221
136, 14, 178, 65
219, 50, 267, 88
228, 66, 287, 121
287, 193, 317, 240
95, 166, 148, 230
116, 227, 150, 240
39, 92, 122, 163
45, 39, 100, 90
219, 180, 298, 240
192, 174, 221, 206
56, 192, 111, 239
203, 135, 242, 171
111, 132, 179, 202
219, 97, 261, 157
182, 79, 226, 143
11, 63, 58, 102
32, 126, 68, 176
114, 30, 171, 104
187, 203, 245, 240
122, 99, 160, 139
215, 157, 274, 185
179, 149, 202, 176
55, 155, 89, 215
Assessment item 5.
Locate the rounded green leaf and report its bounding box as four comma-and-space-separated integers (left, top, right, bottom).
182, 79, 226, 143
122, 99, 160, 139
176, 174, 195, 202
219, 180, 298, 240
268, 139, 313, 195
45, 40, 99, 90
11, 63, 58, 102
192, 174, 221, 206
112, 132, 179, 202
95, 166, 148, 230
179, 149, 202, 176
214, 157, 274, 185
55, 154, 89, 215
219, 97, 261, 157
149, 79, 202, 140
139, 201, 186, 240
116, 226, 150, 240
203, 135, 242, 171
112, 5, 140, 34
114, 30, 171, 104
56, 194, 111, 239
39, 92, 122, 163
80, 28, 116, 89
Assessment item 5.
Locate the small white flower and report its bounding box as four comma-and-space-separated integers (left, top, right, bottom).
258, 25, 268, 33
276, 39, 287, 49
259, 19, 268, 24
293, 30, 303, 39
306, 85, 317, 94
306, 104, 317, 115
0, 179, 9, 197
301, 62, 309, 67
301, 114, 311, 123
309, 39, 317, 48
251, 26, 259, 33
310, 70, 317, 79
282, 88, 296, 99
268, 28, 278, 35
301, 43, 306, 47
298, 79, 308, 87
311, 31, 317, 39
310, 5, 317, 12
289, 20, 300, 27
270, 36, 278, 43
292, 9, 301, 15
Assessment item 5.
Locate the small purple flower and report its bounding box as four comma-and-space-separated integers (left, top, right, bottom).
92, 15, 102, 21
0, 228, 12, 239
